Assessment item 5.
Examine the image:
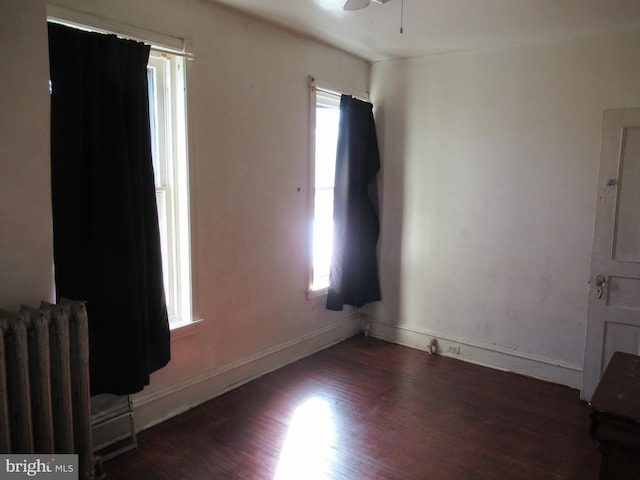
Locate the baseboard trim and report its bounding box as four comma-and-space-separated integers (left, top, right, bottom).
364, 316, 582, 388
132, 314, 361, 432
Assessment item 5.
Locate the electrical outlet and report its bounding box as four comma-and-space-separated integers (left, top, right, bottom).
448, 345, 460, 354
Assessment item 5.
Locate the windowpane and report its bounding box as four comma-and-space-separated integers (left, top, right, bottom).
312, 188, 335, 289
315, 107, 339, 188
155, 189, 175, 316
147, 66, 160, 187
147, 58, 169, 188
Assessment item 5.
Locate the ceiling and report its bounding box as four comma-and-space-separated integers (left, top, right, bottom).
209, 0, 640, 62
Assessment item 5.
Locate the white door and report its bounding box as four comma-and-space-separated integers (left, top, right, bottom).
582, 107, 640, 401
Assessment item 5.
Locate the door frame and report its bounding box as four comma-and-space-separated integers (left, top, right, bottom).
582, 107, 640, 401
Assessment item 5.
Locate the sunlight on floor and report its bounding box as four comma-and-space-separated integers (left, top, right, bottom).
273, 396, 337, 480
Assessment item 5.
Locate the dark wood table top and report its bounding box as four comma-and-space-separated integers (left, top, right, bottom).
590, 351, 640, 422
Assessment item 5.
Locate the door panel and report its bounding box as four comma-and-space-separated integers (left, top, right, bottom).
582, 108, 640, 401
608, 276, 640, 309
613, 125, 640, 261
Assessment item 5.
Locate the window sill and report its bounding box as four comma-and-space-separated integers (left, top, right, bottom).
169, 317, 203, 341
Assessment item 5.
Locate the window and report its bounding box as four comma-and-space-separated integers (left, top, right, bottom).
310, 89, 341, 292
47, 10, 194, 328
147, 51, 192, 328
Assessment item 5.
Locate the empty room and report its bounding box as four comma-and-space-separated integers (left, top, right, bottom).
2, 0, 640, 478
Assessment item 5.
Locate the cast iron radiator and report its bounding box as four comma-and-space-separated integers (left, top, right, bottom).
0, 298, 95, 480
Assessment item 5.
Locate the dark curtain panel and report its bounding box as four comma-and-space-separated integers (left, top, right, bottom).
326, 95, 381, 311
48, 23, 170, 395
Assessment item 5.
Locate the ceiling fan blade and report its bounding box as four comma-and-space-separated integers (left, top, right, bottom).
344, 0, 370, 11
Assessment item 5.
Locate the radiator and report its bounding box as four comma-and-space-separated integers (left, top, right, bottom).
0, 298, 95, 480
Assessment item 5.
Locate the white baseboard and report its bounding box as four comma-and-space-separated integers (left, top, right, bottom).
364, 316, 582, 388
131, 313, 582, 436
132, 314, 361, 432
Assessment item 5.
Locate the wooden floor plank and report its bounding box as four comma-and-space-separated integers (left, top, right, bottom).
105, 336, 599, 479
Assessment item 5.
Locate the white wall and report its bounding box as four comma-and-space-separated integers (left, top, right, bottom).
8, 0, 638, 434
369, 29, 640, 387
0, 0, 55, 310
2, 0, 370, 429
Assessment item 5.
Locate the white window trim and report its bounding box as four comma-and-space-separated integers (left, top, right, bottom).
148, 52, 193, 329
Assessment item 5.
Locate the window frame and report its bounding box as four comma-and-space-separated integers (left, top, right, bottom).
307, 78, 370, 300
147, 51, 193, 329
308, 89, 341, 297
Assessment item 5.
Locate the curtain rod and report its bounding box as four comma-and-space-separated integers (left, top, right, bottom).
47, 5, 194, 59
48, 17, 194, 60
309, 76, 369, 103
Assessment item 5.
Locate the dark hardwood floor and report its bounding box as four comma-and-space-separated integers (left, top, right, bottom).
104, 336, 599, 479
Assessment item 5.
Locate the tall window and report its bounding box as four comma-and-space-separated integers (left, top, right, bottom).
310, 90, 341, 292
47, 12, 194, 329
147, 51, 192, 328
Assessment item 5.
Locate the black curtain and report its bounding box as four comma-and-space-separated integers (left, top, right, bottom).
48, 23, 170, 395
326, 95, 381, 311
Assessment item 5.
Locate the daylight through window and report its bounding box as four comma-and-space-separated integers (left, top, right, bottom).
311, 90, 341, 292
147, 51, 192, 327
